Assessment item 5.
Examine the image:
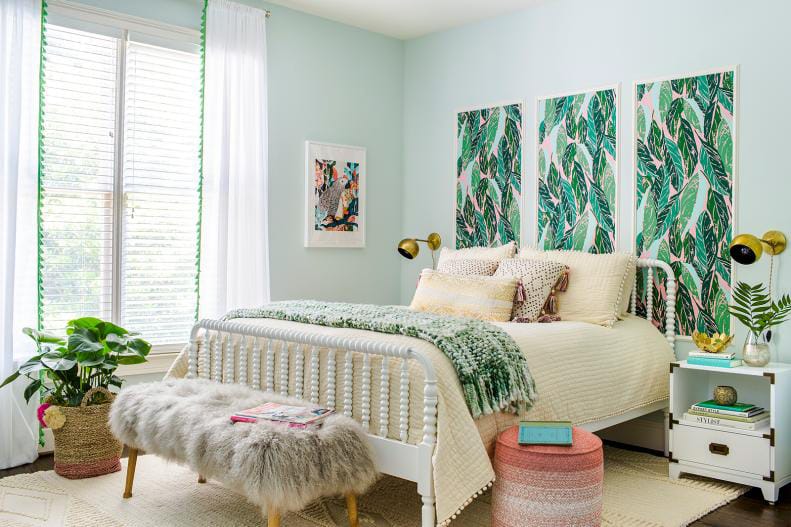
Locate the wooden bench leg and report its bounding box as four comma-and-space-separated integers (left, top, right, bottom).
346, 494, 358, 527
267, 509, 280, 527
123, 448, 138, 499
198, 475, 206, 483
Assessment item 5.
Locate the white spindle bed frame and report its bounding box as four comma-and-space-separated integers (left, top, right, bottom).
185, 259, 676, 527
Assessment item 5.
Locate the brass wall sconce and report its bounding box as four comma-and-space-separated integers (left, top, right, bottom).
729, 231, 786, 265
730, 230, 786, 301
398, 233, 442, 268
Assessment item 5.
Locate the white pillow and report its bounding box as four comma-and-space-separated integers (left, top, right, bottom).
437, 242, 516, 268
519, 248, 636, 327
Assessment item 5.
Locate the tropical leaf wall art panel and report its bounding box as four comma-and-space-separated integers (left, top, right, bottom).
536, 88, 618, 253
455, 103, 522, 249
634, 69, 735, 337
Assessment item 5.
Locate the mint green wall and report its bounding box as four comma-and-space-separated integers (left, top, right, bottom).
400, 0, 791, 360
59, 0, 791, 360
78, 0, 405, 305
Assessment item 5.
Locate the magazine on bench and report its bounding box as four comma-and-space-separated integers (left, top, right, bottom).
231, 402, 334, 429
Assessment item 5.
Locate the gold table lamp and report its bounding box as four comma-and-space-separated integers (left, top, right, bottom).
398, 233, 442, 269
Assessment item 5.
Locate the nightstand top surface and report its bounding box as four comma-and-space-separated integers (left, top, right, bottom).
675, 360, 791, 376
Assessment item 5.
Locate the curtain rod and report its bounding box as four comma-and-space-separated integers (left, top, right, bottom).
204, 1, 271, 17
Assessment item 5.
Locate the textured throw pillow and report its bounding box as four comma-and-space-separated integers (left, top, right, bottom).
436, 242, 516, 268
436, 258, 500, 276
494, 258, 568, 322
409, 269, 519, 322
518, 248, 636, 327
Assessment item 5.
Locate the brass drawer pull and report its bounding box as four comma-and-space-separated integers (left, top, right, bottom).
709, 443, 729, 456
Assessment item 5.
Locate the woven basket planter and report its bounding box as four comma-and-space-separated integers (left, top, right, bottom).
49, 387, 123, 479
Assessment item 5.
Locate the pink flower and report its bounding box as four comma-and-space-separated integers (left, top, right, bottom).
37, 403, 51, 428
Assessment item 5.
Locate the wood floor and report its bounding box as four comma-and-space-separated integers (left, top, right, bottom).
1, 450, 790, 526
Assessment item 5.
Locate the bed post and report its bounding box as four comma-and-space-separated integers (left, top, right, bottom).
187, 326, 199, 379
635, 258, 677, 351
650, 259, 676, 350
413, 353, 438, 527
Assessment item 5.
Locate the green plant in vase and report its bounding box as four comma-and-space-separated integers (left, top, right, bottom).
728, 282, 791, 367
0, 317, 151, 478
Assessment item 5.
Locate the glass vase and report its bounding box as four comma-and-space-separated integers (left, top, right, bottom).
742, 331, 771, 367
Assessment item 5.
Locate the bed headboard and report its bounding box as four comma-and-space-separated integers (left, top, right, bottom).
632, 258, 676, 350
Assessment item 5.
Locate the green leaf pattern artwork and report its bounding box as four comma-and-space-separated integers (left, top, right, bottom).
536, 88, 617, 253
456, 104, 522, 248
634, 70, 735, 336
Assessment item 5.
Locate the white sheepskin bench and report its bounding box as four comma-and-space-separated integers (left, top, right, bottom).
109, 378, 378, 527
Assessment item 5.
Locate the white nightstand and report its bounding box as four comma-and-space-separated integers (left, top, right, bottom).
668, 360, 791, 503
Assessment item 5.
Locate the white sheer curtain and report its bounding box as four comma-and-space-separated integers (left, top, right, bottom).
200, 0, 270, 319
0, 0, 41, 469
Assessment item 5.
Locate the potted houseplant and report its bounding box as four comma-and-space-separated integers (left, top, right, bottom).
0, 317, 150, 478
729, 282, 791, 367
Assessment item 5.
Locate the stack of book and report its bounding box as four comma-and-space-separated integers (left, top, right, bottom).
687, 351, 743, 368
231, 402, 334, 429
518, 421, 573, 446
683, 399, 770, 431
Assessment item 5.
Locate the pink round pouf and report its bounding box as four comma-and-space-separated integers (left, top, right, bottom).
492, 426, 603, 527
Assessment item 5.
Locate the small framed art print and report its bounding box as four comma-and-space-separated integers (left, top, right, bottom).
304, 141, 366, 248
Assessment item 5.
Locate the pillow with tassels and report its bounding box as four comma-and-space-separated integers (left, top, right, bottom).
494, 258, 569, 323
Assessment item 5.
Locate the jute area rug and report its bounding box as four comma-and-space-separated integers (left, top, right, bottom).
0, 447, 747, 527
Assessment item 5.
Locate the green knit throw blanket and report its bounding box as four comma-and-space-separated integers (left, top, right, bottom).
223, 301, 537, 418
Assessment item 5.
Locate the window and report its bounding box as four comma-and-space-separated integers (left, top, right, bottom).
39, 6, 202, 349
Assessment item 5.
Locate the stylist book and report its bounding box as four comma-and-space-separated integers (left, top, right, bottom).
231, 402, 334, 429
518, 421, 573, 446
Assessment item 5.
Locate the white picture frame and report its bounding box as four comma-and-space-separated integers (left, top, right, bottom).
304, 141, 366, 248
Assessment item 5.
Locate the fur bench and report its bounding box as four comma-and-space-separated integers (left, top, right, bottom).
109, 378, 378, 527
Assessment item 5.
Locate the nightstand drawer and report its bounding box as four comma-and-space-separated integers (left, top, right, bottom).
673, 424, 771, 477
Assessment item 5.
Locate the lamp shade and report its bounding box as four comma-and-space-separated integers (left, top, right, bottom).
730, 233, 762, 265
730, 231, 787, 265
398, 238, 419, 259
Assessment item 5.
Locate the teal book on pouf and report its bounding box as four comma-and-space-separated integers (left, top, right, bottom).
518, 421, 573, 446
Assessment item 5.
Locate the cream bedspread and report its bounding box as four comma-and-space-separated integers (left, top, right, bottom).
166, 314, 673, 526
